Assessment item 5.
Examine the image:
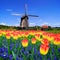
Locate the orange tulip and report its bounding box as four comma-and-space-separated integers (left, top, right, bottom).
21, 39, 28, 47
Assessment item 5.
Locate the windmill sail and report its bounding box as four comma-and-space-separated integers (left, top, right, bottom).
12, 4, 39, 28
25, 4, 28, 15
28, 15, 39, 17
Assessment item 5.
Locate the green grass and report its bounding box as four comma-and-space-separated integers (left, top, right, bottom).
46, 29, 60, 33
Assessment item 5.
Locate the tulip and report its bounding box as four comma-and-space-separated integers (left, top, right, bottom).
35, 34, 40, 41
41, 38, 49, 45
0, 32, 2, 36
54, 37, 60, 45
6, 33, 11, 39
21, 39, 28, 47
2, 31, 6, 35
12, 34, 18, 40
40, 44, 49, 55
24, 32, 29, 37
47, 35, 54, 42
48, 37, 54, 41
31, 38, 36, 44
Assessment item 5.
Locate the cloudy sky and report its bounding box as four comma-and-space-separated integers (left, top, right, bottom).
0, 0, 60, 27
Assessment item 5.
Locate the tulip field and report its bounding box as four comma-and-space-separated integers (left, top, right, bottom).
0, 30, 60, 60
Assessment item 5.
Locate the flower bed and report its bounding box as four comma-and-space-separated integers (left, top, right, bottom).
0, 30, 60, 60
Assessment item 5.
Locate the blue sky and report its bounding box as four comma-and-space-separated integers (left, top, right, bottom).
0, 0, 60, 27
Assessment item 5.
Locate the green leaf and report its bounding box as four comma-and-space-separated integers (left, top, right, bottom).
12, 51, 16, 60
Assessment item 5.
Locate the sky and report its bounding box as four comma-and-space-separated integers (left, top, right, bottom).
0, 0, 60, 27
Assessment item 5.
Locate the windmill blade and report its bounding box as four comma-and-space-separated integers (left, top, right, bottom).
11, 13, 23, 16
28, 15, 39, 17
25, 4, 27, 15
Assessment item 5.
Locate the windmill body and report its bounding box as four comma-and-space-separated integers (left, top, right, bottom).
20, 15, 29, 28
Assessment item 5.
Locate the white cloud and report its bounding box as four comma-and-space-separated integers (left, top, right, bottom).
11, 13, 23, 16
52, 23, 60, 27
29, 22, 36, 27
6, 9, 12, 12
41, 22, 50, 26
16, 24, 19, 26
36, 19, 42, 23
0, 23, 12, 26
0, 23, 6, 25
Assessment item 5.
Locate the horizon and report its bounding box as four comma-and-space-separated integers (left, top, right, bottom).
0, 0, 60, 27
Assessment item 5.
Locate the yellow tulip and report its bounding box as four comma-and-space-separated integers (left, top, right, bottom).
40, 44, 49, 55
54, 37, 60, 45
21, 39, 28, 47
6, 33, 11, 39
31, 38, 36, 44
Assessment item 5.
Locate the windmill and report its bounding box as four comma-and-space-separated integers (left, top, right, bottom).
12, 4, 39, 29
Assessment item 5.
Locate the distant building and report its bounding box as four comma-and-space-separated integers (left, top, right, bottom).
41, 25, 48, 28
41, 25, 49, 30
